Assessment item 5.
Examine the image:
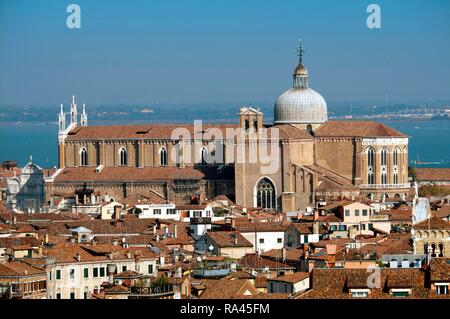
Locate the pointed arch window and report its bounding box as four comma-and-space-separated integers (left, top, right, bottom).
367, 147, 375, 185
80, 148, 88, 166
119, 147, 127, 166
393, 148, 399, 185
256, 178, 276, 210
381, 148, 388, 185
160, 147, 168, 166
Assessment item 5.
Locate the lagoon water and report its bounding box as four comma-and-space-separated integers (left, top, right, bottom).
0, 120, 449, 168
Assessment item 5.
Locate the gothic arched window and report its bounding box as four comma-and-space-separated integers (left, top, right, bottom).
438, 243, 444, 257
381, 148, 388, 185
367, 147, 375, 185
160, 147, 168, 166
80, 148, 88, 166
119, 147, 127, 166
393, 147, 399, 184
256, 178, 276, 210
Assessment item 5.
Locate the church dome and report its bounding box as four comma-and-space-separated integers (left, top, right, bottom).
274, 87, 327, 124
274, 41, 328, 124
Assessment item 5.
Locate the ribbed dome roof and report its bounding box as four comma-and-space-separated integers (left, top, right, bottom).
274, 88, 327, 124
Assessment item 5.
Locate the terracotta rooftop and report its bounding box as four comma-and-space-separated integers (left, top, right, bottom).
291, 222, 328, 235
0, 260, 45, 277
53, 166, 204, 182
430, 258, 450, 282
199, 278, 259, 299
261, 247, 304, 262
208, 231, 253, 248
298, 267, 435, 299
415, 168, 450, 182
239, 253, 295, 270
0, 236, 41, 248
314, 120, 407, 138
413, 216, 450, 230
64, 123, 312, 142
43, 243, 156, 264
234, 222, 288, 233
269, 272, 309, 284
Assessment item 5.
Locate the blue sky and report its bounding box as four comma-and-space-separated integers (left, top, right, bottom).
0, 0, 449, 106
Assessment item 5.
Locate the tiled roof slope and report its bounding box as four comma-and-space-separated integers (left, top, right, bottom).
314, 121, 407, 138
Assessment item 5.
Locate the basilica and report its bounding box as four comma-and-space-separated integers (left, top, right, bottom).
45, 44, 412, 212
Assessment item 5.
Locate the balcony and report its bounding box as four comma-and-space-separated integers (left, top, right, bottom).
359, 183, 410, 190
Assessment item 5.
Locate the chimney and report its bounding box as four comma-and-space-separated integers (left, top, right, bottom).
313, 210, 319, 221
113, 205, 121, 219
164, 226, 169, 235
12, 216, 17, 225
108, 252, 114, 260
156, 235, 160, 242
76, 253, 81, 262
126, 252, 132, 259
44, 234, 49, 244
303, 244, 309, 260
174, 224, 178, 238
232, 233, 238, 245
313, 222, 320, 235
231, 218, 236, 230
326, 244, 337, 256
153, 224, 157, 233
308, 260, 315, 273
121, 237, 126, 247
282, 248, 286, 262
107, 264, 117, 285
38, 247, 43, 256
175, 267, 182, 278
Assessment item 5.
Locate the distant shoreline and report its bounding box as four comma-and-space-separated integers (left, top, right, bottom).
0, 117, 448, 127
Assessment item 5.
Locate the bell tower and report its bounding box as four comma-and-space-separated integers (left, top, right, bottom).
239, 106, 263, 133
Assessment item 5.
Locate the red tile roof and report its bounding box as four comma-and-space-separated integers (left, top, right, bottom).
413, 216, 450, 230
269, 272, 309, 284
208, 231, 253, 248
54, 166, 204, 182
314, 120, 407, 138
415, 168, 450, 182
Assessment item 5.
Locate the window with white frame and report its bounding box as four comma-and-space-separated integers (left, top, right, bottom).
436, 284, 449, 295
